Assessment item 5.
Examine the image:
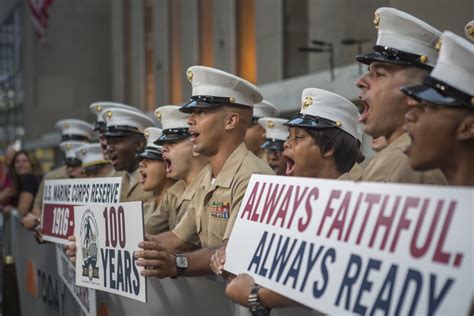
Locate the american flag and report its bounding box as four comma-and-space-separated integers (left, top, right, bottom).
27, 0, 54, 40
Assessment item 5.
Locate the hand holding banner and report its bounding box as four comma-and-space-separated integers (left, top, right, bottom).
225, 175, 473, 315
74, 201, 147, 302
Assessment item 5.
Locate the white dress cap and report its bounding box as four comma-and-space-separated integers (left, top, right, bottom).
286, 88, 359, 140
401, 31, 474, 107
258, 117, 289, 152
155, 105, 190, 130
180, 65, 263, 113
356, 7, 441, 68
144, 127, 163, 148
89, 102, 141, 131
59, 141, 89, 165
258, 117, 289, 151
154, 105, 190, 144
75, 143, 109, 169
430, 32, 473, 97
139, 127, 164, 160
465, 21, 474, 42
55, 119, 94, 141
253, 100, 280, 119
258, 117, 289, 141
101, 108, 155, 136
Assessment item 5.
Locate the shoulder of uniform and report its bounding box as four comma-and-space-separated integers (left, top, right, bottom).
168, 180, 187, 195
244, 152, 275, 175
144, 199, 157, 209
110, 169, 124, 177
362, 148, 418, 182
45, 165, 68, 179
369, 140, 407, 164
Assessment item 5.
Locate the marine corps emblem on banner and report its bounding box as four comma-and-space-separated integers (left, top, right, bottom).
80, 209, 100, 281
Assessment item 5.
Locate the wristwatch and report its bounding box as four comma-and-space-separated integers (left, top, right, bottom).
248, 284, 271, 316
172, 254, 188, 278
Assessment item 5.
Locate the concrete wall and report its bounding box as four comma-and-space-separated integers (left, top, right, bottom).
213, 0, 237, 73
153, 0, 170, 107
256, 0, 284, 84
307, 0, 385, 73
22, 0, 112, 141
390, 0, 473, 35
0, 0, 19, 25
129, 0, 146, 109
19, 0, 473, 143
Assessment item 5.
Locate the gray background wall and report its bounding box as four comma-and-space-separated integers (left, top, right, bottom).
8, 0, 473, 143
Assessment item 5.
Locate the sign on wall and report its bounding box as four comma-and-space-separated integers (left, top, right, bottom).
225, 175, 473, 315
41, 177, 122, 244
74, 201, 147, 302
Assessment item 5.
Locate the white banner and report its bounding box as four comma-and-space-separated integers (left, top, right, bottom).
225, 175, 473, 315
74, 201, 147, 302
9, 213, 315, 316
41, 177, 122, 244
56, 245, 97, 316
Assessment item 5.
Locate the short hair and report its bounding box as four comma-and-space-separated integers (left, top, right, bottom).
221, 105, 252, 136
306, 128, 359, 173
402, 66, 430, 86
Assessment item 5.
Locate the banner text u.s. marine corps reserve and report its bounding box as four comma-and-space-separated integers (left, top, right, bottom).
225, 175, 473, 315
41, 177, 122, 244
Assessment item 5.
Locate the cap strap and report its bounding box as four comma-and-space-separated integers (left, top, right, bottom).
162, 128, 190, 136
61, 134, 90, 141
65, 158, 82, 167
107, 125, 141, 133
373, 45, 433, 70
424, 76, 473, 107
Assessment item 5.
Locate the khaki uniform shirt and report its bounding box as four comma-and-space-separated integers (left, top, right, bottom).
145, 164, 212, 235
33, 165, 68, 211
120, 168, 154, 208
105, 167, 121, 177
359, 155, 373, 169
341, 133, 447, 184
173, 143, 274, 248
144, 180, 186, 235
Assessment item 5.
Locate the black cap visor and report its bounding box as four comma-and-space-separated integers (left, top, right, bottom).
285, 113, 339, 130
400, 85, 460, 107
65, 158, 82, 167
94, 121, 106, 132
82, 163, 109, 174
61, 134, 90, 142
154, 128, 190, 145
355, 45, 433, 70
261, 139, 285, 152
137, 148, 163, 161
104, 126, 141, 138
401, 76, 471, 108
179, 95, 252, 114
251, 116, 261, 124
